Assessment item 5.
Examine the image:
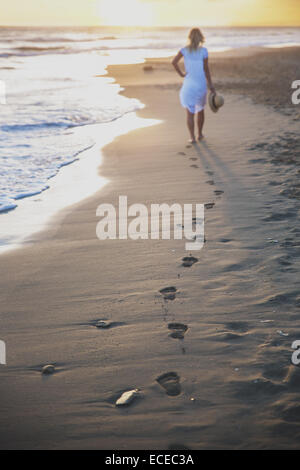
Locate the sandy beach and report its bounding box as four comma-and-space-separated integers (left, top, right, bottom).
0, 46, 300, 450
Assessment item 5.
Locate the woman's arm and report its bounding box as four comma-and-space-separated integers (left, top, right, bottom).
204, 58, 215, 93
172, 51, 186, 78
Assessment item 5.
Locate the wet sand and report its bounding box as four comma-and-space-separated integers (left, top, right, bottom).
0, 47, 300, 449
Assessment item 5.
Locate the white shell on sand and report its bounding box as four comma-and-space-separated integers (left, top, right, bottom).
116, 389, 139, 406
42, 364, 55, 375
277, 330, 289, 337
96, 320, 111, 328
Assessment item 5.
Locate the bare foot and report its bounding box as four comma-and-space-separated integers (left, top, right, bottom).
198, 134, 204, 141
188, 138, 196, 144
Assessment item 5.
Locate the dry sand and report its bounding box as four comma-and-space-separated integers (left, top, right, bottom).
0, 47, 300, 450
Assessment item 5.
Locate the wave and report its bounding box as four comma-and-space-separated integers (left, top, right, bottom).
19, 36, 108, 43
0, 141, 95, 214
1, 122, 72, 132
13, 186, 49, 201
15, 45, 66, 52
25, 36, 85, 43
3, 42, 299, 60
0, 202, 17, 214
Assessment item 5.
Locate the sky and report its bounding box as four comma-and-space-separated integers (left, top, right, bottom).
0, 0, 299, 27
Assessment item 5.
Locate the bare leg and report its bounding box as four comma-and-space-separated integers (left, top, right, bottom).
186, 110, 196, 142
197, 110, 205, 140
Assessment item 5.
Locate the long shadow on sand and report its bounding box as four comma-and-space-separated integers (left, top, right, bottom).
194, 140, 236, 181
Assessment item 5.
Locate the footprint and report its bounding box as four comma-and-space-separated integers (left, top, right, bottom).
219, 238, 231, 243
181, 256, 198, 267
189, 157, 197, 161
168, 322, 188, 339
214, 190, 224, 196
156, 372, 181, 396
186, 144, 192, 148
204, 202, 215, 210
190, 164, 198, 168
205, 180, 215, 185
177, 152, 186, 156
206, 170, 214, 176
159, 286, 177, 301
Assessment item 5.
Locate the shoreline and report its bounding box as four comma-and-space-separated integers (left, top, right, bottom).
1, 45, 298, 255
0, 112, 159, 255
0, 45, 300, 449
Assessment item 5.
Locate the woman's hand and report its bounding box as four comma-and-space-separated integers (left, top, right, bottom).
209, 85, 216, 94
172, 51, 186, 78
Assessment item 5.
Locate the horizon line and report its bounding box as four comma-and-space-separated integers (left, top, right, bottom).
0, 24, 299, 28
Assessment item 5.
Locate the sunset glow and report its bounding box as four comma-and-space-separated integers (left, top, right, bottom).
0, 0, 299, 27
97, 0, 154, 26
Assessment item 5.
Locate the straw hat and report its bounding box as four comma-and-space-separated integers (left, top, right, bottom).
209, 92, 224, 113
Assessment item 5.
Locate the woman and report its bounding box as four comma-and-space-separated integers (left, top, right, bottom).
172, 28, 215, 143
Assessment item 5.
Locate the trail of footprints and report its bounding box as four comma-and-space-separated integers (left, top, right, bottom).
41, 145, 225, 410
177, 145, 224, 209
173, 144, 300, 416
153, 145, 225, 397
109, 143, 300, 411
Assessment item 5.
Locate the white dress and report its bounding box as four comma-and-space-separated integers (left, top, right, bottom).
179, 46, 208, 114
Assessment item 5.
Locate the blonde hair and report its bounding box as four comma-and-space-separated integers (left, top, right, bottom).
188, 28, 205, 51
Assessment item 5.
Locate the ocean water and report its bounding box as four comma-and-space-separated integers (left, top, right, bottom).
0, 26, 299, 215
